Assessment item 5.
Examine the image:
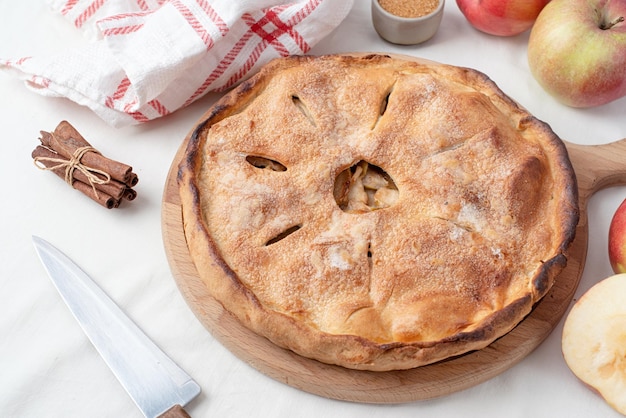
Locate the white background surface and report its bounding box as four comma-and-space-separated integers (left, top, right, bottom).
1, 1, 626, 417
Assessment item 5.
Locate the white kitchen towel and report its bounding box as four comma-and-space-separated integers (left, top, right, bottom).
1, 0, 353, 127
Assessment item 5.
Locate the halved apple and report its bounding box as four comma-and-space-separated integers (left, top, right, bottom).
562, 273, 626, 415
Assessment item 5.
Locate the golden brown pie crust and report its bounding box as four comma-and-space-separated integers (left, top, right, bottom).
178, 54, 579, 371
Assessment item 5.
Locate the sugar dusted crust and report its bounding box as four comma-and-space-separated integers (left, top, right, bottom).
178, 54, 579, 371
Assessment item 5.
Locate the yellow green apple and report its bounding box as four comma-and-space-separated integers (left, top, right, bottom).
528, 0, 626, 107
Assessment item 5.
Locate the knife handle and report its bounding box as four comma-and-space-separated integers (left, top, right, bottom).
158, 405, 191, 418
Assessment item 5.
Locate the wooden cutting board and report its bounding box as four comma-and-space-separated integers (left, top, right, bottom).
161, 89, 626, 403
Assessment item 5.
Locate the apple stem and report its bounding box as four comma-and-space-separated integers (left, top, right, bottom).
600, 14, 624, 30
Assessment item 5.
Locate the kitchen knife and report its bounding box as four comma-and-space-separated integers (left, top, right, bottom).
32, 235, 201, 418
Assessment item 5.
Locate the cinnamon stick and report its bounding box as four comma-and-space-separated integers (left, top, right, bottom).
40, 121, 136, 187
32, 145, 128, 201
72, 178, 119, 209
127, 171, 139, 188
123, 187, 137, 201
32, 146, 118, 209
33, 121, 139, 209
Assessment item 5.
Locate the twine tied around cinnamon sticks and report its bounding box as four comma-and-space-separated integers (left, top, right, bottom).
34, 145, 111, 191
32, 121, 138, 209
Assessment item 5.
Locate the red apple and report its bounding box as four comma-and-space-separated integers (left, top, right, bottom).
456, 0, 551, 36
527, 0, 626, 108
609, 198, 626, 273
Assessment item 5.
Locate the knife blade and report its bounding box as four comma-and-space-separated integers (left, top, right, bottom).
32, 236, 201, 418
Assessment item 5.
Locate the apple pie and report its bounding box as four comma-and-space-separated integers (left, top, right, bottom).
178, 54, 579, 371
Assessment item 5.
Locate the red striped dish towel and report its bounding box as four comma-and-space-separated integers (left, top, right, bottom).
1, 0, 353, 127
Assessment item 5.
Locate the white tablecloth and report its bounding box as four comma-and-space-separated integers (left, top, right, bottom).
1, 2, 625, 417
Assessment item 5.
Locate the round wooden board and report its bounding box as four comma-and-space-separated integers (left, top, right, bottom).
161, 58, 626, 402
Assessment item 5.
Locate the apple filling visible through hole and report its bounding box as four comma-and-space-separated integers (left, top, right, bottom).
334, 161, 398, 213
246, 155, 287, 172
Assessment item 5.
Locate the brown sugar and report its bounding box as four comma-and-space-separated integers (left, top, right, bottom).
378, 0, 439, 18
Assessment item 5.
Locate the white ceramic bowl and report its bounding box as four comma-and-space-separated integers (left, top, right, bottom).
371, 0, 445, 45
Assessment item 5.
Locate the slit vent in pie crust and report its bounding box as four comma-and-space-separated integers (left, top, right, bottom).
178, 54, 579, 371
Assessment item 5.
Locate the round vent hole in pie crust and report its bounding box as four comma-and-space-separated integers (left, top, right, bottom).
334, 160, 399, 213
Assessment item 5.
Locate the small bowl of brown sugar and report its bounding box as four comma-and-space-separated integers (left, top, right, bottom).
372, 0, 445, 45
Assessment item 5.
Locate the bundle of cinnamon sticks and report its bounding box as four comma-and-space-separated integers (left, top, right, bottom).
32, 121, 138, 209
